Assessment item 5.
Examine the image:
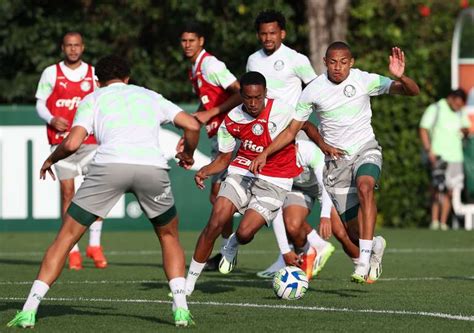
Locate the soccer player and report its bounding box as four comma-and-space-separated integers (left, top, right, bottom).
35, 32, 106, 270
247, 10, 318, 276
7, 55, 200, 328
265, 133, 336, 280
181, 22, 241, 270
250, 42, 420, 283
246, 10, 317, 107
184, 72, 301, 296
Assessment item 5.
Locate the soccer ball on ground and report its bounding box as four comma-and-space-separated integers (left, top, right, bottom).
273, 266, 309, 300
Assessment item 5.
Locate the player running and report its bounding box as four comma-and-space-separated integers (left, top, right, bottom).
181, 22, 241, 270
35, 32, 106, 270
7, 55, 200, 328
250, 42, 420, 284
184, 71, 302, 296
246, 10, 318, 277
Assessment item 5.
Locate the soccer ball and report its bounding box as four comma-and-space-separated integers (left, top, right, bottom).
273, 266, 309, 300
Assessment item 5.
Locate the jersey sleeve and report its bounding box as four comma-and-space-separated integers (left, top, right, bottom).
359, 70, 393, 96
293, 53, 317, 84
217, 121, 236, 153
35, 66, 55, 101
202, 57, 237, 90
419, 104, 437, 130
294, 83, 316, 121
73, 94, 95, 134
155, 93, 183, 125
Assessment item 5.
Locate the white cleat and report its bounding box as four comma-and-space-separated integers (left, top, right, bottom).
367, 236, 387, 284
256, 255, 285, 279
219, 244, 238, 274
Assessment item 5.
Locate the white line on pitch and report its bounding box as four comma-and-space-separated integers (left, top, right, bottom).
1, 296, 472, 322
1, 276, 473, 285
1, 248, 473, 257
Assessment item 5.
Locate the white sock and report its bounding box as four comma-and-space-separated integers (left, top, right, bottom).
185, 259, 206, 295
22, 280, 50, 313
88, 221, 102, 247
358, 239, 373, 268
220, 237, 229, 253
351, 257, 359, 265
226, 233, 239, 249
69, 243, 80, 253
307, 229, 329, 253
169, 277, 187, 312
372, 235, 384, 254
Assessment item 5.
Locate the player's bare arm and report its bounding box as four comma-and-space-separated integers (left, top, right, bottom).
174, 111, 201, 169
39, 126, 88, 180
194, 152, 233, 189
249, 119, 304, 174
302, 121, 346, 159
195, 81, 242, 124
388, 47, 420, 96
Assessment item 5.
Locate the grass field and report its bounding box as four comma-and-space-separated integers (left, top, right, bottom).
1, 228, 473, 332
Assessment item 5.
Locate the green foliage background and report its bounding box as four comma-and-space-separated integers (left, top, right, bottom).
0, 0, 469, 226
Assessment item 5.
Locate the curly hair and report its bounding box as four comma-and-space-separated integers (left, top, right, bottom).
254, 10, 286, 32
95, 55, 131, 84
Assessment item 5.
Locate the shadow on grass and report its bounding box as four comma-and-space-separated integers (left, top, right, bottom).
0, 258, 42, 266
0, 301, 173, 326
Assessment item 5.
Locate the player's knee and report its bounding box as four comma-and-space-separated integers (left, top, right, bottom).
284, 219, 300, 239
236, 228, 253, 245
357, 181, 374, 200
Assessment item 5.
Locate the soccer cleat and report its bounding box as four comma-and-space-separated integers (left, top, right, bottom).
173, 308, 195, 327
429, 220, 440, 230
351, 263, 369, 284
299, 247, 317, 280
7, 310, 36, 328
367, 236, 387, 284
440, 223, 449, 231
219, 244, 238, 274
256, 255, 285, 279
86, 246, 108, 269
68, 250, 83, 270
204, 253, 222, 272
312, 243, 335, 277
256, 270, 277, 279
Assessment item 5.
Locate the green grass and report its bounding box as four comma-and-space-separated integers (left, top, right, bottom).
1, 228, 473, 332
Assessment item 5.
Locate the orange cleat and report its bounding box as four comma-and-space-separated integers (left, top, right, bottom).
86, 246, 108, 269
299, 247, 317, 280
68, 251, 83, 270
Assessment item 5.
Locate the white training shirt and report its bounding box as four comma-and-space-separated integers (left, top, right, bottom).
218, 98, 296, 190
295, 139, 332, 218
192, 49, 237, 90
295, 68, 393, 157
246, 44, 317, 107
73, 83, 182, 168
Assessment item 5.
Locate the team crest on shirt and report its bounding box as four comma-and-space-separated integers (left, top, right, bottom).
252, 123, 264, 136
268, 121, 277, 134
343, 84, 356, 97
80, 81, 91, 92
274, 60, 285, 71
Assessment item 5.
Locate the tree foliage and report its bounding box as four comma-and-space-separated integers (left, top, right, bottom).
0, 0, 469, 226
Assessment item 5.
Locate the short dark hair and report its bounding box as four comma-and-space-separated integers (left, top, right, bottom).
240, 71, 266, 90
181, 21, 205, 38
95, 55, 131, 83
254, 10, 286, 31
448, 88, 467, 103
325, 41, 352, 58
62, 31, 83, 44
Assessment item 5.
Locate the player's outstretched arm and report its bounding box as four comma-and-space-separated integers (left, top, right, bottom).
40, 126, 87, 180
388, 47, 420, 96
174, 111, 201, 169
194, 152, 233, 189
249, 119, 304, 174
